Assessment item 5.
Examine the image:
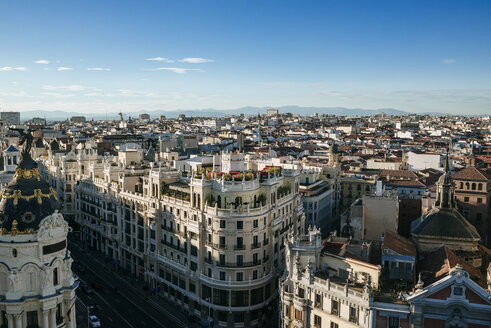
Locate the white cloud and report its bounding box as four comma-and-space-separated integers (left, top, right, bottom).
146, 57, 174, 62
87, 67, 111, 71
179, 57, 214, 63
442, 59, 456, 64
0, 67, 28, 71
145, 67, 203, 74
43, 85, 88, 91
57, 67, 73, 71
35, 60, 50, 64
41, 92, 74, 98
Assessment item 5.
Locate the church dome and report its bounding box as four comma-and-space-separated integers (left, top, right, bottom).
0, 149, 58, 235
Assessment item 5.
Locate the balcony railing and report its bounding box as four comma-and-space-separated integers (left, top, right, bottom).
216, 259, 262, 268
251, 242, 261, 249
234, 244, 245, 251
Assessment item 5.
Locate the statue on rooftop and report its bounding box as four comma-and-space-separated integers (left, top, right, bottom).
10, 128, 35, 159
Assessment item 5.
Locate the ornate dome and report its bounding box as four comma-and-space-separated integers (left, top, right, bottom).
0, 139, 59, 235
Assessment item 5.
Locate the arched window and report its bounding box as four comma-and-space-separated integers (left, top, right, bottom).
217, 195, 222, 208
459, 182, 464, 189
478, 183, 483, 191
472, 183, 476, 190
466, 182, 470, 190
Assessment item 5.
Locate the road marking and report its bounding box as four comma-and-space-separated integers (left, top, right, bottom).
78, 276, 135, 328
72, 247, 184, 328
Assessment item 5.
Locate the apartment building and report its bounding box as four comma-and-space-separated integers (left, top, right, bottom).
40, 147, 305, 327
452, 167, 491, 246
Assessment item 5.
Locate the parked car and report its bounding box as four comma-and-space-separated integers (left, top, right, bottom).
82, 285, 94, 295
89, 315, 101, 328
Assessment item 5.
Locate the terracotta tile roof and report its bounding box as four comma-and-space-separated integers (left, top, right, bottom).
385, 179, 426, 188
380, 169, 418, 179
382, 230, 416, 257
452, 167, 491, 181
418, 246, 484, 287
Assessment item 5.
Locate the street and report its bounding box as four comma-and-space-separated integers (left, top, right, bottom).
69, 239, 191, 328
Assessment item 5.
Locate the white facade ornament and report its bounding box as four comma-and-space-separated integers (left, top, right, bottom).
41, 265, 51, 288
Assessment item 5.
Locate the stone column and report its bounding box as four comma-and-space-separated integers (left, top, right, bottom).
6, 314, 13, 328
13, 313, 22, 328
42, 310, 50, 328
50, 309, 56, 328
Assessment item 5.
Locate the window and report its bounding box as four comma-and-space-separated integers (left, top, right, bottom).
253, 253, 258, 264
27, 310, 38, 327
219, 254, 225, 265
220, 220, 226, 229
294, 309, 302, 321
56, 304, 63, 325
220, 271, 226, 281
298, 288, 305, 298
237, 221, 243, 229
453, 286, 463, 296
331, 300, 339, 315
389, 317, 400, 328
330, 323, 339, 328
236, 272, 243, 281
478, 183, 483, 191
53, 267, 59, 285
464, 196, 469, 202
190, 261, 197, 271
253, 219, 258, 228
477, 198, 482, 204
236, 255, 243, 266
315, 293, 322, 308
314, 315, 321, 327
236, 237, 244, 249
219, 236, 226, 248
252, 270, 258, 280
349, 306, 358, 323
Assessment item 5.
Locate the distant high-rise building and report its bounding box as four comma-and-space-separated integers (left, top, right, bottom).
1, 111, 20, 125
266, 108, 278, 116
70, 116, 86, 123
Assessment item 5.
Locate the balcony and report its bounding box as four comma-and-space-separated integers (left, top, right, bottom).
234, 244, 245, 251
214, 243, 227, 250
251, 242, 261, 249
216, 259, 261, 268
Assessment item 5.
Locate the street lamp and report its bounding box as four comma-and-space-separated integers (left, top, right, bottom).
77, 296, 90, 328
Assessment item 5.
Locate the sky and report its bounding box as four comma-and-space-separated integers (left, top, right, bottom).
0, 0, 490, 115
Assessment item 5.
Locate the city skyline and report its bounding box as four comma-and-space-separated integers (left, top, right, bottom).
0, 0, 490, 114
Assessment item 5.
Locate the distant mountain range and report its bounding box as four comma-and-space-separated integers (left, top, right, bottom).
18, 106, 446, 122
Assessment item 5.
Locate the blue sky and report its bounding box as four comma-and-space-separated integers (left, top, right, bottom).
0, 0, 490, 114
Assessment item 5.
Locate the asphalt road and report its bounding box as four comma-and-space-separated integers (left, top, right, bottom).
69, 241, 189, 328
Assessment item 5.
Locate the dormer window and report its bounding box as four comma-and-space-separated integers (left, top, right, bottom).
452, 285, 465, 297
